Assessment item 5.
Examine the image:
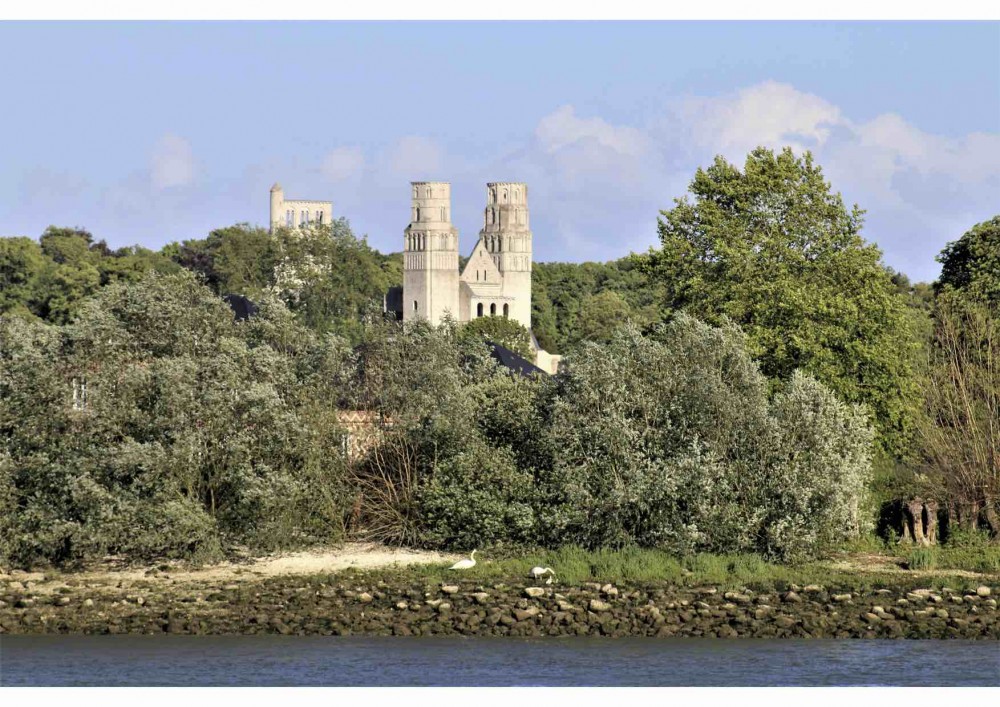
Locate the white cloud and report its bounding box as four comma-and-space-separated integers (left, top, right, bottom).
510, 83, 998, 279
150, 134, 196, 190
388, 136, 444, 177
535, 105, 647, 156
677, 81, 843, 158
322, 146, 365, 182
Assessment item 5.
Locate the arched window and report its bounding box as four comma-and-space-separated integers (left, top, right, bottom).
441, 206, 446, 221
503, 189, 508, 202
413, 300, 418, 311
477, 303, 483, 318
415, 207, 420, 222
503, 303, 509, 318
490, 303, 496, 316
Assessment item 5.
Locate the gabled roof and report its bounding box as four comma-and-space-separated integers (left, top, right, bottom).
485, 340, 548, 378
460, 239, 502, 284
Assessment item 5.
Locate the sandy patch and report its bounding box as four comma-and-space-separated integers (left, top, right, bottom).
2, 543, 464, 591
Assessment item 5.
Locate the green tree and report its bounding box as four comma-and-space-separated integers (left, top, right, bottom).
937, 215, 1000, 305
573, 290, 633, 345
645, 147, 917, 456
459, 315, 534, 359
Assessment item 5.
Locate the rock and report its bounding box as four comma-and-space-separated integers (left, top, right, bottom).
425, 599, 442, 608
831, 593, 852, 603
470, 592, 490, 605
57, 596, 71, 606
513, 607, 540, 621
896, 598, 910, 606
864, 612, 881, 623
782, 591, 802, 603
694, 601, 712, 610
601, 584, 619, 597
582, 583, 603, 592
8, 581, 25, 592
436, 602, 452, 613
557, 600, 576, 612
395, 601, 408, 610
358, 592, 373, 604
524, 587, 546, 599
137, 596, 145, 606
803, 585, 824, 593
441, 585, 460, 595
976, 586, 991, 597
754, 608, 771, 620
950, 595, 964, 605
905, 592, 926, 602
83, 598, 94, 607
774, 616, 796, 629
696, 587, 718, 595
936, 609, 949, 619
985, 599, 997, 609
589, 599, 611, 612
929, 595, 943, 603
963, 595, 979, 604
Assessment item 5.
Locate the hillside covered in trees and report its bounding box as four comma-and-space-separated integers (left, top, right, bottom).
1, 147, 997, 570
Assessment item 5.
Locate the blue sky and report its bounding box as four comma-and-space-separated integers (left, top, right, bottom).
1, 21, 998, 282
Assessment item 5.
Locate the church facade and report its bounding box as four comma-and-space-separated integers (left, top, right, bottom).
401, 181, 560, 374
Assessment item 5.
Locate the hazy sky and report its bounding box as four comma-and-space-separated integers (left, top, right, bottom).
1, 21, 998, 282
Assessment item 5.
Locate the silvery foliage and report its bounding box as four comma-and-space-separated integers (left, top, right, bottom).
542, 313, 873, 561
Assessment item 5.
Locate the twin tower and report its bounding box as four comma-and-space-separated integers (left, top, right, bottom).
403, 181, 533, 333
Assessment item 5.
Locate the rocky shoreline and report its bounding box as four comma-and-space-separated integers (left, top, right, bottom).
1, 572, 998, 639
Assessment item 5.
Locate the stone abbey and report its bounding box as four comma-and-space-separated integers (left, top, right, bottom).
401, 180, 559, 373
268, 180, 560, 374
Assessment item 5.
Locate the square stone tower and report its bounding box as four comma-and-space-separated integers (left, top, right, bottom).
477, 182, 532, 331
403, 181, 460, 324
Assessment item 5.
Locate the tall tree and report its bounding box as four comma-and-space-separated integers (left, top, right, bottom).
645, 147, 918, 456
937, 215, 1000, 305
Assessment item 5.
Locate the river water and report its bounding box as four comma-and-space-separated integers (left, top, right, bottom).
1, 636, 997, 686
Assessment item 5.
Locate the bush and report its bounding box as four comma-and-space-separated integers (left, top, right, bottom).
538, 315, 874, 561
0, 271, 351, 567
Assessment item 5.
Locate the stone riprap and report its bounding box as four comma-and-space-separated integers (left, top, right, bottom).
1, 574, 997, 639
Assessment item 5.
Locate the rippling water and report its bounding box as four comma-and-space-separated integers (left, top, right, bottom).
1, 636, 997, 686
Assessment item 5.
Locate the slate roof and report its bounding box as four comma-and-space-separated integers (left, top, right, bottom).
485, 340, 548, 378
223, 294, 259, 321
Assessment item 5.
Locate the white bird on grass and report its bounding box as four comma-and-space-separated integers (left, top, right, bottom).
449, 549, 477, 570
530, 566, 556, 584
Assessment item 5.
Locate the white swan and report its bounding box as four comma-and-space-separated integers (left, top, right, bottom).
449, 549, 477, 570
530, 566, 555, 582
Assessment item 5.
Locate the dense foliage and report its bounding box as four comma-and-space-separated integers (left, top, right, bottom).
168, 220, 400, 342
0, 227, 179, 323
354, 314, 873, 561
936, 215, 1000, 305
531, 258, 663, 353
0, 271, 352, 566
458, 315, 534, 359
644, 147, 918, 458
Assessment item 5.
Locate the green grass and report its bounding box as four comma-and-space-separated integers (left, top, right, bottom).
320, 544, 995, 595
907, 547, 938, 570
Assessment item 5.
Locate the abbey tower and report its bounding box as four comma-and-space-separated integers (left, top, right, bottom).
402, 182, 460, 324
401, 180, 558, 372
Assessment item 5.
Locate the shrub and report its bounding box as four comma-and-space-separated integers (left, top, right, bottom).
538, 315, 874, 561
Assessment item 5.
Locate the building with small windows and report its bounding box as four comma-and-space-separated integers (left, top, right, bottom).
396, 181, 561, 374
269, 183, 332, 232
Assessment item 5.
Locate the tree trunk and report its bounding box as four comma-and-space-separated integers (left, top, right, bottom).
908, 499, 928, 546
984, 500, 1000, 540
900, 502, 914, 544
925, 500, 939, 545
